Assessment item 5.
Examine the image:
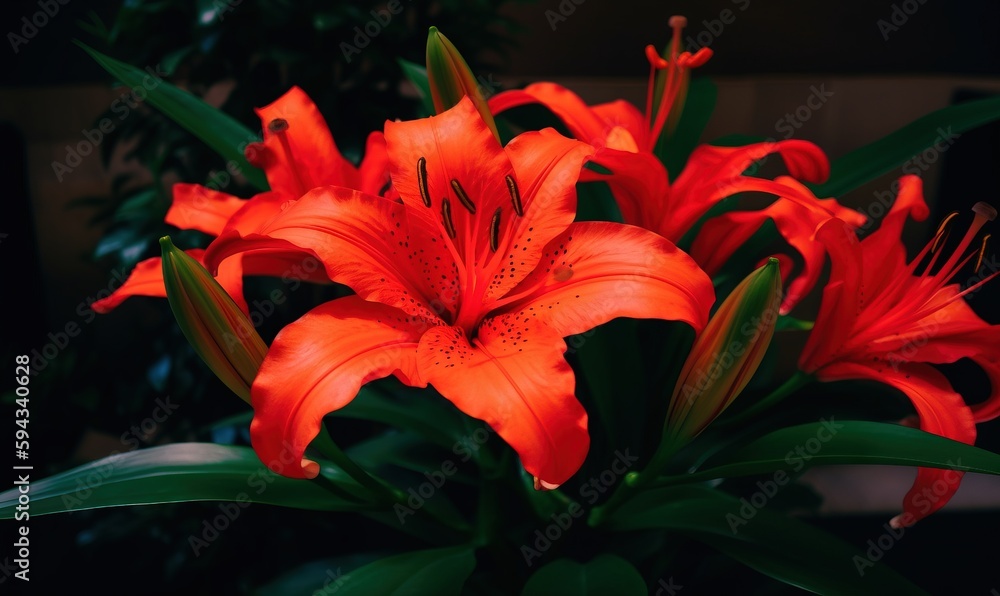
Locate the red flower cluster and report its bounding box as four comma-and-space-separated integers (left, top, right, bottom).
96, 26, 998, 525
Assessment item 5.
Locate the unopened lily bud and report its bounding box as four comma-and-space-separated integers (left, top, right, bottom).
665, 257, 782, 443
160, 236, 267, 402
426, 26, 500, 141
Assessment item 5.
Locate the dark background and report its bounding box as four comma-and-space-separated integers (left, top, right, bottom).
2, 0, 999, 594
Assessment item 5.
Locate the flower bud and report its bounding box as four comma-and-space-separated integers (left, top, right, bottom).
160, 236, 267, 402
665, 257, 782, 443
426, 26, 500, 141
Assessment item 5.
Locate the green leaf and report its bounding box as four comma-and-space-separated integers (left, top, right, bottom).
810, 96, 1000, 198
675, 420, 1000, 484
522, 554, 647, 596
656, 77, 717, 175
776, 315, 814, 331
571, 317, 645, 453
0, 444, 377, 517
333, 546, 476, 595
574, 180, 624, 223
398, 58, 434, 117
332, 386, 468, 451
606, 485, 926, 595
75, 41, 268, 190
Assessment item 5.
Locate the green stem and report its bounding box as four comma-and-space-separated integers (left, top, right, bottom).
588, 444, 678, 528
591, 373, 813, 527
718, 371, 812, 428
587, 471, 643, 528
473, 476, 499, 547
312, 426, 402, 505
313, 426, 473, 536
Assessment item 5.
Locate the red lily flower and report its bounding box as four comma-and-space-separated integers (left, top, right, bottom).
801, 174, 999, 527
689, 176, 865, 312
489, 22, 863, 313
92, 86, 388, 314
205, 98, 715, 486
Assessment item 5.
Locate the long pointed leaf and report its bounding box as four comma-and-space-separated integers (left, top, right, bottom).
810, 96, 1000, 197
0, 444, 375, 517
75, 41, 268, 190
398, 58, 434, 117
674, 420, 1000, 484
332, 386, 469, 450
607, 485, 926, 595
657, 77, 718, 175
333, 546, 476, 595
522, 554, 647, 596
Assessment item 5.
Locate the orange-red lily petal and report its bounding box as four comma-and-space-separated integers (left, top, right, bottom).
801, 174, 999, 527
490, 58, 862, 311
92, 86, 389, 315
689, 176, 866, 313
206, 98, 716, 487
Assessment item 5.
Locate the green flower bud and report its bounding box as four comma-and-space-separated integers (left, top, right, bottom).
665, 257, 782, 443
426, 26, 500, 141
160, 236, 266, 402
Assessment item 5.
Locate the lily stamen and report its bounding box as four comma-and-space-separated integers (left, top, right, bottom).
267, 118, 310, 197
506, 175, 523, 216
489, 208, 502, 252
417, 157, 431, 207
644, 15, 712, 150
858, 201, 997, 339
930, 211, 959, 254
451, 179, 476, 214
441, 197, 457, 239
976, 234, 991, 274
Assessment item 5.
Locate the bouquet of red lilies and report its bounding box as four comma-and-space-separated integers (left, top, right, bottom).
6, 17, 1000, 594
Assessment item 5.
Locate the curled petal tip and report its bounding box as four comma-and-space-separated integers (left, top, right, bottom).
889, 513, 914, 529
533, 477, 560, 491
301, 459, 320, 479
